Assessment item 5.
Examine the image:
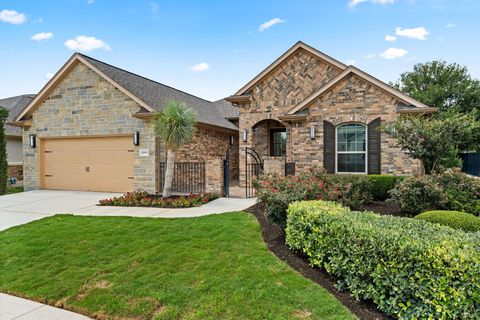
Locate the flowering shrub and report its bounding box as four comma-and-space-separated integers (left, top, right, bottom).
98, 191, 219, 208
253, 169, 343, 227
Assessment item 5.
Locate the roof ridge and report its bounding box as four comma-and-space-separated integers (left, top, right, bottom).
77, 53, 214, 105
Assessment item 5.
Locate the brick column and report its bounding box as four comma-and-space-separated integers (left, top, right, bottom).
263, 157, 285, 175
205, 157, 224, 195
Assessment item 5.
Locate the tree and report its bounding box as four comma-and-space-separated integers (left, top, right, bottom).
384, 111, 480, 174
0, 107, 9, 195
392, 61, 480, 114
154, 100, 197, 198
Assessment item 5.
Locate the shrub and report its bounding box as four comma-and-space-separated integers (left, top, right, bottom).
99, 192, 219, 208
253, 169, 341, 227
368, 175, 403, 201
286, 201, 480, 319
415, 210, 480, 232
388, 174, 445, 215
389, 169, 480, 216
326, 174, 373, 208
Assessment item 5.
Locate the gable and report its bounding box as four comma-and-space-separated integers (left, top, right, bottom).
243, 47, 344, 114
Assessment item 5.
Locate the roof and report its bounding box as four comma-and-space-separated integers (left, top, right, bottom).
234, 41, 347, 96
0, 94, 35, 136
15, 53, 238, 131
287, 66, 436, 114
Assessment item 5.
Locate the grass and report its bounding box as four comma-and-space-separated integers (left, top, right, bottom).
6, 186, 23, 194
0, 212, 355, 320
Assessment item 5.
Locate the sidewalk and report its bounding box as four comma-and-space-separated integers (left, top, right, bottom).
0, 293, 90, 320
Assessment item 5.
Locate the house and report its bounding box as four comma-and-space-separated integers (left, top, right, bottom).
226, 41, 435, 189
11, 41, 434, 196
0, 94, 35, 180
11, 53, 239, 193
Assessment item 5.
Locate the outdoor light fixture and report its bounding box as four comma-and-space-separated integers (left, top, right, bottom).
309, 126, 316, 139
133, 131, 140, 146
230, 135, 234, 145
241, 129, 248, 142
29, 134, 36, 148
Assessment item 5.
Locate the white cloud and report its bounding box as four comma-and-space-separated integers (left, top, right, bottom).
345, 59, 356, 65
0, 9, 27, 24
64, 35, 111, 52
31, 32, 53, 41
150, 1, 159, 13
46, 73, 54, 80
446, 22, 455, 28
385, 35, 397, 42
258, 18, 285, 31
33, 17, 43, 23
363, 53, 376, 59
189, 62, 210, 72
348, 0, 395, 8
87, 0, 95, 4
395, 26, 429, 40
380, 47, 408, 59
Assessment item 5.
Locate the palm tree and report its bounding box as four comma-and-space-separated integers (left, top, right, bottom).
154, 100, 197, 198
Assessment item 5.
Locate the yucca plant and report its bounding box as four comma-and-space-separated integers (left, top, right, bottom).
154, 100, 197, 198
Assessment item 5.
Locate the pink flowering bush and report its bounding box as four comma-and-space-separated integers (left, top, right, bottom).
98, 191, 219, 208
253, 169, 343, 227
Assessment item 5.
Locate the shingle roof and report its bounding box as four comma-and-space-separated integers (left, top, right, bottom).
0, 94, 35, 136
79, 54, 238, 131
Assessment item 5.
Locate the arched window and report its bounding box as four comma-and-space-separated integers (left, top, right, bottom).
336, 123, 367, 173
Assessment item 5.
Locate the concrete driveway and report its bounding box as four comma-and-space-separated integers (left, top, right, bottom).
0, 190, 257, 232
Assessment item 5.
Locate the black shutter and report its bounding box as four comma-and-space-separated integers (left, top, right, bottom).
367, 117, 381, 174
323, 120, 336, 173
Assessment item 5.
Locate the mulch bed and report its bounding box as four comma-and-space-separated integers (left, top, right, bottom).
245, 202, 390, 320
357, 200, 407, 217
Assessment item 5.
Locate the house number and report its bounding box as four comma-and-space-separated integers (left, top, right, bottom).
139, 149, 149, 157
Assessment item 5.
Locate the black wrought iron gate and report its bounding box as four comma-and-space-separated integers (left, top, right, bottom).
245, 147, 263, 198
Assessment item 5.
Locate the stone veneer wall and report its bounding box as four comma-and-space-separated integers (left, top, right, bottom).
23, 61, 156, 193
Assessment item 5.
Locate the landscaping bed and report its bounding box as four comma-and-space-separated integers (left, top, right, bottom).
98, 191, 219, 208
0, 213, 354, 320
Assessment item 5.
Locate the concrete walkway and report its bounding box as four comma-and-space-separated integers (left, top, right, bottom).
0, 293, 91, 320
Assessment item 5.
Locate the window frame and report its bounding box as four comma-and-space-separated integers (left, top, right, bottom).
269, 128, 287, 157
335, 123, 368, 174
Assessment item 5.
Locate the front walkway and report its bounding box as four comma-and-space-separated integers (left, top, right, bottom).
0, 190, 257, 231
0, 293, 90, 320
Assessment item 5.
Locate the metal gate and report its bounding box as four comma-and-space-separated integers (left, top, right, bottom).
245, 147, 263, 198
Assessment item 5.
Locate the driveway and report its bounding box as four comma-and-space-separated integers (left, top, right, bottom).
0, 190, 257, 231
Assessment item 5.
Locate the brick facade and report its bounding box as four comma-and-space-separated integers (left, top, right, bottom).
23, 62, 157, 193
237, 48, 420, 186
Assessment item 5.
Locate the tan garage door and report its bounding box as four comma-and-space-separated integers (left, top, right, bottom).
40, 136, 134, 192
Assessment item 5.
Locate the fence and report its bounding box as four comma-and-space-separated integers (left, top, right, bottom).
158, 162, 206, 193
460, 153, 480, 176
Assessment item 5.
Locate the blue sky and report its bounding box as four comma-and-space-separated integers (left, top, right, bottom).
0, 0, 479, 101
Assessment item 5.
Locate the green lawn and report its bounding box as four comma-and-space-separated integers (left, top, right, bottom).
0, 212, 355, 320
6, 186, 23, 194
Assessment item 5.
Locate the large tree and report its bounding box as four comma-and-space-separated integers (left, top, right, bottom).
392, 60, 480, 114
0, 107, 9, 195
154, 100, 197, 198
384, 110, 480, 174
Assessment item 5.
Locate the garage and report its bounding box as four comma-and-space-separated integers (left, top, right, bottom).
40, 136, 134, 192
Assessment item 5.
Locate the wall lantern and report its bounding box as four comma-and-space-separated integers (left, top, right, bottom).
309, 126, 316, 139
241, 129, 248, 142
133, 131, 140, 146
29, 134, 37, 148
230, 135, 235, 145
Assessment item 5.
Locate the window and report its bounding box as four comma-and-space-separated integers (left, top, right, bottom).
270, 129, 286, 156
336, 123, 367, 173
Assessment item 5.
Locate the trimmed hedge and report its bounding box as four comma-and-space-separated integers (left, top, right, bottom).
286, 201, 480, 319
415, 210, 480, 233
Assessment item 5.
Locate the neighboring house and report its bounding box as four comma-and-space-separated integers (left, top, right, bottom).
11, 53, 239, 193
11, 41, 435, 195
226, 41, 435, 188
0, 94, 35, 180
